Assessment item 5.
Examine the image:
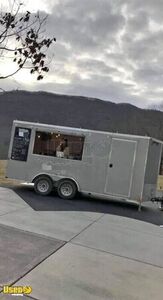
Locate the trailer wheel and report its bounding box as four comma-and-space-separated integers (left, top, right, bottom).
57, 179, 77, 199
34, 176, 53, 196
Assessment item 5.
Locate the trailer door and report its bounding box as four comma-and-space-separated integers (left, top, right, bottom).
105, 138, 137, 197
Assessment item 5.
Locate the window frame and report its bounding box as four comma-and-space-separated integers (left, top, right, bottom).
32, 129, 85, 161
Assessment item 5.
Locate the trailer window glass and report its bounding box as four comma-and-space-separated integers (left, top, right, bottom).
11, 127, 31, 161
33, 131, 84, 160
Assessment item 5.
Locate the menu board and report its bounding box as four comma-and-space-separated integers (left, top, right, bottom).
11, 127, 31, 161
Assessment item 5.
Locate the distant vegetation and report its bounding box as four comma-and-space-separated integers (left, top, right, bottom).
1, 90, 163, 159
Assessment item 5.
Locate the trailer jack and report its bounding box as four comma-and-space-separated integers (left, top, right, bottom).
151, 197, 163, 211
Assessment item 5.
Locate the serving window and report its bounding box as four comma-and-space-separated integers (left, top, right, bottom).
33, 131, 85, 160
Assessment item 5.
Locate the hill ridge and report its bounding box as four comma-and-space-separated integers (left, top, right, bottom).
0, 90, 163, 159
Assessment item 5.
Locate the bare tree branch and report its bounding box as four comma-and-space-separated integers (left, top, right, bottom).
0, 0, 56, 80
0, 46, 20, 51
0, 56, 28, 79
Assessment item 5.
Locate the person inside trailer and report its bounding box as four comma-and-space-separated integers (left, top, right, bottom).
56, 138, 69, 158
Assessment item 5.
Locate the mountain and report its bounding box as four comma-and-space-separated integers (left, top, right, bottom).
0, 90, 163, 159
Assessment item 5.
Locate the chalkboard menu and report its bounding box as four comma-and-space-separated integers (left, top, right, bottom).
11, 127, 31, 161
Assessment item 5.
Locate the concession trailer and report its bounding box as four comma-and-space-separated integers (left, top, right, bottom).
6, 120, 163, 208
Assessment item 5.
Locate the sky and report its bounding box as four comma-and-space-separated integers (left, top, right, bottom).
1, 0, 163, 108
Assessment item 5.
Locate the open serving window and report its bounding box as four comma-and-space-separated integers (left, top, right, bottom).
33, 131, 85, 160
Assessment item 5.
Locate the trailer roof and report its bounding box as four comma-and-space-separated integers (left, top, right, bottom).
13, 120, 163, 144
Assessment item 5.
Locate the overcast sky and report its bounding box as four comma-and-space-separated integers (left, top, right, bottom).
1, 0, 163, 108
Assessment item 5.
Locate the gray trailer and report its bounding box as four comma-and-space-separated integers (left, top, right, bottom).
6, 120, 163, 207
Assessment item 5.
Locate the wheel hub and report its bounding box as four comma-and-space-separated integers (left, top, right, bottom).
37, 180, 49, 193
61, 183, 73, 197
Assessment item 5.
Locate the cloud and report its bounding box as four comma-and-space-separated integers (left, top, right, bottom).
1, 0, 163, 108
47, 0, 125, 55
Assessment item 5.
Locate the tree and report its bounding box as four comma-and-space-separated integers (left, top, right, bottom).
0, 1, 56, 80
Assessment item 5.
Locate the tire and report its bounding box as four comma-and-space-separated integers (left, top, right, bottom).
57, 179, 77, 199
34, 176, 53, 196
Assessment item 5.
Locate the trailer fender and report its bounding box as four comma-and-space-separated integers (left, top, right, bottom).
55, 177, 80, 192
32, 173, 54, 184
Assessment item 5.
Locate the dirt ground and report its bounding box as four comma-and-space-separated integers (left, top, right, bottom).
0, 160, 21, 187
157, 175, 163, 190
